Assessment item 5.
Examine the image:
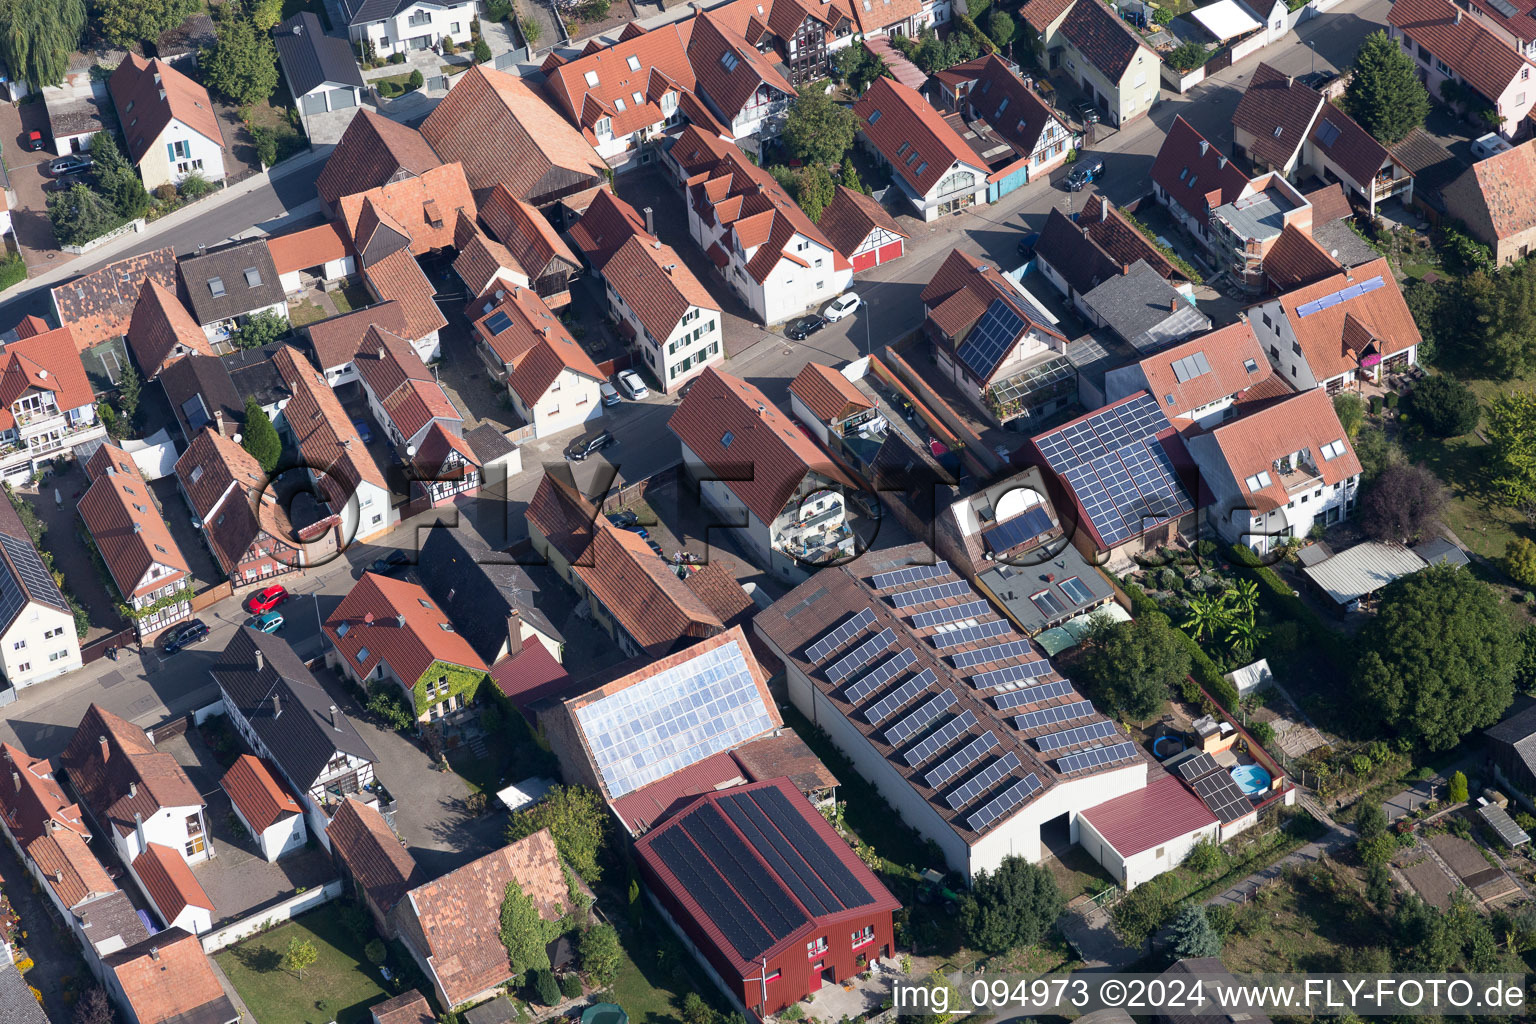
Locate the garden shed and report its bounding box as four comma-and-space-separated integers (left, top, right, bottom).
1299, 541, 1427, 609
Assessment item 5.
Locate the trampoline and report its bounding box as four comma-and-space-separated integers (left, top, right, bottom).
1152, 735, 1186, 759
582, 1005, 628, 1024
1231, 764, 1271, 796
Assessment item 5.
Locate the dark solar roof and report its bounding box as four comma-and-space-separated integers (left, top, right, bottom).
0, 531, 69, 632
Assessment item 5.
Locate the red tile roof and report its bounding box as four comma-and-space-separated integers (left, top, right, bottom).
1308, 103, 1394, 190
488, 641, 574, 712
316, 110, 441, 210
353, 326, 461, 442
27, 829, 114, 908
371, 991, 436, 1024
478, 186, 580, 276
419, 66, 608, 201
1272, 257, 1421, 381
51, 247, 178, 349
0, 324, 97, 430
303, 301, 410, 374
452, 219, 530, 298
1079, 773, 1217, 857
1231, 62, 1324, 171
816, 185, 908, 262
846, 0, 922, 32
469, 290, 604, 405
568, 188, 653, 270
602, 235, 720, 345
1151, 117, 1251, 226
687, 13, 796, 122
266, 222, 354, 275
0, 743, 89, 846
109, 54, 222, 165
132, 842, 213, 925
220, 754, 301, 834
854, 76, 984, 196
412, 420, 479, 482
609, 750, 747, 834
943, 54, 1066, 157
364, 250, 449, 342
1305, 182, 1353, 224
544, 23, 697, 139
1080, 194, 1183, 282
788, 362, 873, 423
174, 427, 293, 576
1136, 321, 1271, 421
339, 163, 476, 258
1020, 0, 1077, 34
1467, 0, 1536, 43
1059, 0, 1153, 79
326, 572, 487, 690
59, 704, 203, 840
1389, 0, 1536, 107
326, 796, 420, 915
1262, 222, 1343, 290
271, 346, 389, 508
1445, 137, 1536, 240
126, 280, 213, 379
78, 444, 191, 600
110, 928, 232, 1024
1199, 387, 1361, 512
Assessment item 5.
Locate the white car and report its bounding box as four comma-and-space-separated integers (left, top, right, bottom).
825, 293, 862, 322
616, 369, 649, 400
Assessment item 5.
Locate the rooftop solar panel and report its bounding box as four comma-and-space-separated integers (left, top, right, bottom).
1056, 740, 1139, 775
1035, 718, 1117, 753
966, 773, 1041, 831
924, 732, 998, 789
955, 298, 1028, 380
911, 600, 992, 629
982, 505, 1053, 554
884, 690, 960, 746
991, 678, 1074, 710
951, 639, 1036, 670
0, 534, 66, 613
1013, 699, 1094, 732
1192, 770, 1255, 824
805, 608, 876, 664
945, 752, 1022, 810
931, 618, 1011, 649
719, 792, 840, 916
971, 658, 1053, 691
891, 579, 970, 609
1175, 751, 1222, 782
681, 804, 806, 939
751, 785, 873, 907
901, 708, 976, 765
826, 628, 896, 683
863, 669, 938, 724
842, 649, 918, 706
870, 561, 952, 590
651, 828, 774, 960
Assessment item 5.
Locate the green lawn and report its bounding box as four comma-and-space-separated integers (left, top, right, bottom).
214, 907, 391, 1024
288, 300, 329, 327
333, 282, 372, 315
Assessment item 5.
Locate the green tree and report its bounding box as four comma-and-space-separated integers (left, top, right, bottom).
202, 14, 280, 106
1515, 625, 1536, 694
473, 36, 492, 62
679, 994, 715, 1024
1152, 6, 1173, 24
507, 784, 608, 881
1345, 30, 1430, 143
241, 396, 282, 473
782, 90, 859, 167
500, 881, 556, 980
1078, 614, 1188, 720
1353, 423, 1396, 481
96, 0, 202, 48
0, 0, 86, 89
834, 46, 888, 93
1333, 392, 1364, 439
1185, 838, 1222, 874
960, 856, 1062, 955
408, 68, 425, 89
578, 924, 621, 985
1357, 564, 1520, 750
1180, 593, 1230, 642
1448, 770, 1469, 803
842, 163, 866, 195
250, 0, 283, 30
282, 937, 318, 979
1358, 832, 1397, 867
364, 939, 386, 964
1360, 463, 1448, 544
47, 184, 124, 248
233, 309, 289, 349
531, 968, 560, 1006
90, 132, 151, 221
1165, 41, 1209, 73
796, 164, 835, 223
1404, 374, 1480, 437
1168, 903, 1223, 960
1505, 537, 1536, 587
115, 364, 142, 426
1488, 390, 1536, 509
986, 9, 1016, 49
1355, 801, 1387, 843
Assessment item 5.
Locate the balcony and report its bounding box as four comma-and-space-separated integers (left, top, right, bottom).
14, 406, 65, 435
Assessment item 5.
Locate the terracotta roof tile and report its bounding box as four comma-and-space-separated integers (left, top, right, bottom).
1231, 63, 1323, 170
942, 54, 1066, 156
816, 185, 908, 262
51, 247, 179, 349
271, 346, 389, 507
544, 23, 697, 138
372, 991, 436, 1024
453, 221, 530, 298
1060, 0, 1152, 79
568, 188, 652, 270
315, 110, 442, 210
788, 361, 873, 423
0, 325, 97, 431
1308, 103, 1394, 190
340, 164, 476, 258
127, 280, 213, 379
354, 325, 461, 441
364, 250, 448, 342
173, 427, 294, 576
1020, 0, 1077, 34
412, 420, 479, 481
1035, 207, 1121, 296
302, 301, 410, 373
109, 55, 222, 166
220, 754, 301, 833
728, 731, 839, 794
1136, 321, 1272, 420
1389, 0, 1536, 106
1198, 387, 1361, 512
78, 445, 191, 600
267, 222, 355, 275
1270, 257, 1420, 380
27, 829, 114, 908
327, 796, 420, 915
470, 290, 604, 404
478, 186, 580, 276
1445, 137, 1536, 240
1262, 222, 1343, 290
132, 842, 213, 925
1080, 195, 1181, 281
602, 235, 720, 344
108, 928, 234, 1024
687, 13, 797, 122
854, 76, 984, 196
846, 0, 922, 32
1151, 117, 1252, 225
0, 743, 89, 846
60, 704, 202, 840
1305, 182, 1353, 224
325, 572, 486, 690
918, 248, 1066, 373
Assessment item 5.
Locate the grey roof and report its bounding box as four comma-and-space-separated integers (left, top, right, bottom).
222, 342, 291, 410
1157, 959, 1273, 1024
76, 889, 151, 954
1412, 537, 1469, 568
0, 957, 51, 1024
414, 518, 564, 665
1486, 696, 1536, 747
1082, 261, 1211, 353
1310, 220, 1379, 268
342, 0, 404, 26
465, 423, 516, 465
178, 240, 286, 327
1212, 187, 1296, 243
1067, 328, 1138, 396
979, 538, 1117, 634
159, 352, 243, 440
210, 628, 377, 791
1300, 540, 1427, 605
46, 94, 106, 140
463, 997, 516, 1024
275, 13, 364, 98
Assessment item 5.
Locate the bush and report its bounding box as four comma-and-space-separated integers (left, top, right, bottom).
408, 69, 424, 89
1165, 41, 1210, 72
1448, 770, 1469, 803
178, 172, 214, 201
367, 683, 416, 730
579, 924, 621, 986
153, 183, 177, 202
364, 940, 386, 964
1383, 391, 1398, 410
249, 125, 279, 168
1404, 375, 1479, 437
1370, 394, 1383, 414
389, 52, 406, 64
559, 973, 583, 999
531, 969, 560, 1006
487, 0, 511, 19
1506, 537, 1536, 588
473, 37, 491, 62
0, 253, 25, 292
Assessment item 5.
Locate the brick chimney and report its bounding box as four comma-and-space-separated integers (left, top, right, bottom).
506, 610, 524, 657
272, 694, 282, 719
128, 781, 137, 799
98, 735, 109, 762
214, 408, 225, 436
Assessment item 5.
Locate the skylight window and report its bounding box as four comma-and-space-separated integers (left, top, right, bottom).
721, 430, 734, 448
915, 161, 927, 175
1244, 358, 1259, 373
627, 55, 641, 71
1273, 125, 1284, 137
418, 598, 432, 608
243, 267, 262, 288
868, 109, 882, 124
996, 97, 1009, 114
355, 647, 370, 662
615, 97, 627, 111
1178, 167, 1188, 182
632, 91, 643, 105
208, 277, 225, 297
720, 51, 740, 72
896, 141, 909, 156
337, 622, 350, 637
1321, 439, 1348, 460
584, 70, 600, 87
1244, 471, 1274, 491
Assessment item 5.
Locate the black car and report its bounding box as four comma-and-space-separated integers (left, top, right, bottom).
370, 550, 410, 574
607, 509, 640, 528
565, 430, 616, 462
162, 619, 209, 654
1016, 231, 1039, 262
1065, 159, 1104, 192
786, 315, 828, 341
675, 376, 701, 400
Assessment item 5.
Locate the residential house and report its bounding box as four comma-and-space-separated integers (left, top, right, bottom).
324, 572, 490, 725
681, 128, 852, 323
816, 185, 908, 272
0, 321, 109, 483
371, 992, 436, 1024
1035, 195, 1192, 314
1260, 223, 1345, 291
274, 13, 365, 129
1205, 172, 1315, 292
478, 185, 581, 309
267, 221, 357, 296
419, 66, 608, 206
1103, 321, 1283, 432
271, 346, 394, 544
353, 325, 463, 453
1230, 61, 1324, 178
1306, 104, 1414, 218
1078, 774, 1220, 890
315, 109, 442, 216
299, 301, 410, 388
932, 54, 1075, 198
854, 76, 991, 221
1464, 0, 1536, 58
1247, 257, 1422, 392
570, 190, 656, 276
126, 280, 214, 380
451, 218, 532, 311
686, 13, 798, 141
210, 627, 379, 846
0, 497, 82, 690
462, 423, 521, 495
392, 830, 583, 1009
50, 247, 178, 351
1444, 137, 1536, 263
524, 473, 737, 657
177, 239, 287, 346
107, 54, 225, 191
489, 642, 574, 719
467, 290, 605, 438
362, 250, 449, 362
786, 361, 876, 448
103, 928, 238, 1024
157, 342, 295, 444
407, 423, 482, 509
669, 365, 859, 578
603, 235, 723, 392
1079, 260, 1212, 351
0, 955, 47, 1024
337, 0, 476, 58
77, 444, 192, 641
325, 796, 420, 937
1389, 0, 1536, 141
633, 779, 899, 1018
1020, 0, 1159, 126
174, 427, 317, 586
1186, 387, 1361, 554
129, 842, 213, 933
220, 754, 306, 862
919, 249, 1074, 425
712, 0, 859, 85
22, 828, 148, 983
338, 162, 477, 265
0, 742, 91, 851
1152, 117, 1259, 257
59, 704, 209, 867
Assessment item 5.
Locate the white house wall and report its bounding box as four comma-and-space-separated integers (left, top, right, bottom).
1076, 811, 1218, 890
1, 604, 83, 688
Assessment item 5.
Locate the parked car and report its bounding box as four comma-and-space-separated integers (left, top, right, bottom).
48, 155, 93, 176
162, 619, 209, 654
825, 293, 862, 322
675, 376, 701, 400
246, 584, 288, 613
616, 369, 649, 400
1065, 159, 1104, 192
250, 611, 285, 633
607, 509, 640, 528
26, 131, 44, 152
565, 430, 617, 462
370, 550, 409, 574
600, 381, 620, 407
352, 419, 374, 443
1073, 100, 1100, 125
787, 314, 828, 340
1016, 231, 1039, 262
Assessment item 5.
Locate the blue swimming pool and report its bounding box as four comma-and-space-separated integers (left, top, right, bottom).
1231, 764, 1271, 796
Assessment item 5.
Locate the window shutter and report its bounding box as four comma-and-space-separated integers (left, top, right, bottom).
166, 142, 176, 162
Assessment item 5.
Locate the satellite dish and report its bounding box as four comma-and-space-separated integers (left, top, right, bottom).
405, 444, 417, 457
232, 433, 243, 443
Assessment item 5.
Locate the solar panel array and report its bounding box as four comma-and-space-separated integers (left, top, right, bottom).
842, 649, 917, 705
806, 608, 876, 664
826, 628, 896, 683
1294, 275, 1385, 318
902, 709, 977, 765
1175, 751, 1222, 782
884, 690, 960, 745
982, 505, 1053, 554
1013, 699, 1095, 732
925, 732, 997, 789
931, 619, 1011, 649
945, 752, 1022, 810
0, 545, 28, 631
870, 561, 952, 590
1489, 0, 1520, 16
966, 773, 1042, 832
951, 639, 1036, 670
650, 825, 775, 959
911, 600, 992, 629
718, 786, 874, 916
955, 298, 1028, 380
971, 658, 1052, 691
891, 579, 970, 609
1170, 350, 1211, 383
1034, 394, 1192, 546
1057, 740, 1139, 775
0, 534, 65, 612
1036, 718, 1117, 753
864, 669, 938, 724
1192, 771, 1255, 824
992, 678, 1074, 710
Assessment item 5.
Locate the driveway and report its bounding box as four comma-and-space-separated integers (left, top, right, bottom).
0, 98, 71, 275
150, 476, 229, 592
17, 468, 128, 644
0, 834, 81, 1021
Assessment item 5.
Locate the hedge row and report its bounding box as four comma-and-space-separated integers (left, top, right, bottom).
1120, 579, 1241, 711
952, 12, 998, 53
1226, 543, 1351, 666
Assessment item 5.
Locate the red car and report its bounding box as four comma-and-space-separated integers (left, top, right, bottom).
246, 585, 289, 613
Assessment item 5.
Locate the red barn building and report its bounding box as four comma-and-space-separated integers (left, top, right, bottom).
634, 778, 899, 1018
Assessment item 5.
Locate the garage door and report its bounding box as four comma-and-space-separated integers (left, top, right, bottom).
851, 250, 877, 272
301, 92, 328, 115
328, 88, 356, 110
876, 240, 904, 265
